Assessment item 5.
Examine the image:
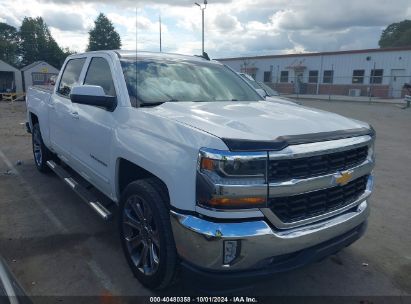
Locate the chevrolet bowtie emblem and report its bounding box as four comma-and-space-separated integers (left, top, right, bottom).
335, 171, 353, 186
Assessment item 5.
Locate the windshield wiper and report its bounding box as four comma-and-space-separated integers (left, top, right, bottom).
139, 101, 166, 107
139, 99, 179, 107
213, 99, 240, 101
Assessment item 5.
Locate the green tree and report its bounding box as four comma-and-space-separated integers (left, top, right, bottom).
87, 13, 121, 51
0, 22, 20, 66
379, 20, 411, 48
19, 17, 70, 68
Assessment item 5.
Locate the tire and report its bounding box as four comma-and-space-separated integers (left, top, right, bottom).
32, 123, 52, 172
119, 178, 178, 289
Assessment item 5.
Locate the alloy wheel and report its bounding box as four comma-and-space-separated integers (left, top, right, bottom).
122, 195, 160, 275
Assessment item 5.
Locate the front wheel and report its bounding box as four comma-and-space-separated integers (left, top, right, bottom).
32, 123, 52, 172
119, 179, 178, 289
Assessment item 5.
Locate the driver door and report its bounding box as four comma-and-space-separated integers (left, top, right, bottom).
49, 57, 86, 162
70, 56, 117, 196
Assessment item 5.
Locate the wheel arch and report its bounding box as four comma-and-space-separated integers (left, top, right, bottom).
115, 158, 170, 206
29, 112, 39, 128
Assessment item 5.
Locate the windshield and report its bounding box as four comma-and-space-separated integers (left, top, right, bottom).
121, 59, 262, 106
257, 82, 279, 96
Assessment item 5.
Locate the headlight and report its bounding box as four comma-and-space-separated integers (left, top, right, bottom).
200, 155, 266, 178
196, 148, 268, 209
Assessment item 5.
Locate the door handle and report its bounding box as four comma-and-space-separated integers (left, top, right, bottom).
71, 111, 79, 119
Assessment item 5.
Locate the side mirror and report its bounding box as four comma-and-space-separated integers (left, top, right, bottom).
255, 88, 267, 98
70, 85, 116, 111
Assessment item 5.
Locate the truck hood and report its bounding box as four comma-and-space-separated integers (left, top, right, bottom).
151, 101, 369, 141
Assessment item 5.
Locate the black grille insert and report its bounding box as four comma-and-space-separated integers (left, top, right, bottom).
268, 146, 368, 183
269, 175, 368, 223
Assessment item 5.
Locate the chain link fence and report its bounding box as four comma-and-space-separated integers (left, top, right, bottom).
265, 75, 411, 103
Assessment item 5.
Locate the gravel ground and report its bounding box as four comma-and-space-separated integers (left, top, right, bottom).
0, 100, 410, 302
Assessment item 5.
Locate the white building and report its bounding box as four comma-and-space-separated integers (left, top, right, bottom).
217, 47, 411, 98
21, 61, 59, 92
0, 60, 23, 94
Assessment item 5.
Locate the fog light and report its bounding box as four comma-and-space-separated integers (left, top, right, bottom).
223, 240, 240, 265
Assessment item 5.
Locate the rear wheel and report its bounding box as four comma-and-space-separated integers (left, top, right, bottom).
32, 123, 52, 172
119, 179, 178, 289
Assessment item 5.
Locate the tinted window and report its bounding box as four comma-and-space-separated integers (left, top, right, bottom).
323, 70, 334, 84
57, 58, 86, 96
121, 59, 261, 105
370, 69, 383, 84
352, 70, 365, 84
263, 71, 271, 82
308, 70, 318, 83
280, 71, 288, 83
84, 57, 116, 96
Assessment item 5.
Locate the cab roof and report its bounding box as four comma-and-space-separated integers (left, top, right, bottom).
69, 50, 219, 65
115, 50, 216, 63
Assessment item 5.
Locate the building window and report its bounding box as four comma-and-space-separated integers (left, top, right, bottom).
280, 71, 289, 83
263, 71, 272, 82
323, 70, 334, 84
32, 73, 57, 86
32, 73, 45, 83
370, 69, 383, 84
352, 70, 365, 84
308, 71, 318, 83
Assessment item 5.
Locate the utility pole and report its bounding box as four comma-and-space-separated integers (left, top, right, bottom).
201, 7, 204, 54
369, 61, 376, 101
195, 0, 207, 54
159, 15, 162, 52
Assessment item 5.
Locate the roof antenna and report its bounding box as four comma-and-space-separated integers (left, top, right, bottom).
159, 14, 162, 52
136, 6, 138, 58
195, 51, 210, 60
202, 51, 210, 60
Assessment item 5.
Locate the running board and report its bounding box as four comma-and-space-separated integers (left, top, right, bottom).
46, 160, 112, 221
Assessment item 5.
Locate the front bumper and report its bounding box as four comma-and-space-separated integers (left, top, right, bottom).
170, 199, 369, 272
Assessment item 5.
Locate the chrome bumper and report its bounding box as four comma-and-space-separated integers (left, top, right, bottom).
170, 199, 369, 271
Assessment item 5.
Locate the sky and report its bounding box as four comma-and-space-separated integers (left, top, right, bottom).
1, 0, 411, 58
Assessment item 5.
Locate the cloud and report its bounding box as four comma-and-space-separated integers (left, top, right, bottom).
274, 0, 411, 31
1, 0, 411, 56
37, 0, 233, 8
214, 14, 242, 32
43, 11, 86, 31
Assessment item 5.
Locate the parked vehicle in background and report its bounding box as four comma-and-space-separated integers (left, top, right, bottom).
237, 72, 298, 105
26, 50, 375, 289
257, 81, 279, 96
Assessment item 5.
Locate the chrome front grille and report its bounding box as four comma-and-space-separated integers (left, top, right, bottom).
268, 146, 368, 182
268, 175, 368, 223
263, 135, 374, 228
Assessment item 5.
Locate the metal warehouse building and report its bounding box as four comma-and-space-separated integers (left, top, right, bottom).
217, 47, 411, 99
0, 60, 23, 94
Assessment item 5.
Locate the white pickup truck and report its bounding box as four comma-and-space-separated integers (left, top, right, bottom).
26, 50, 375, 289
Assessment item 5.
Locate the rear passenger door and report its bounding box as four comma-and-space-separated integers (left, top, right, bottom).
70, 56, 117, 196
50, 58, 86, 162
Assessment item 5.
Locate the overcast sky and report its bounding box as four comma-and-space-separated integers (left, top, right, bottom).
1, 0, 411, 58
